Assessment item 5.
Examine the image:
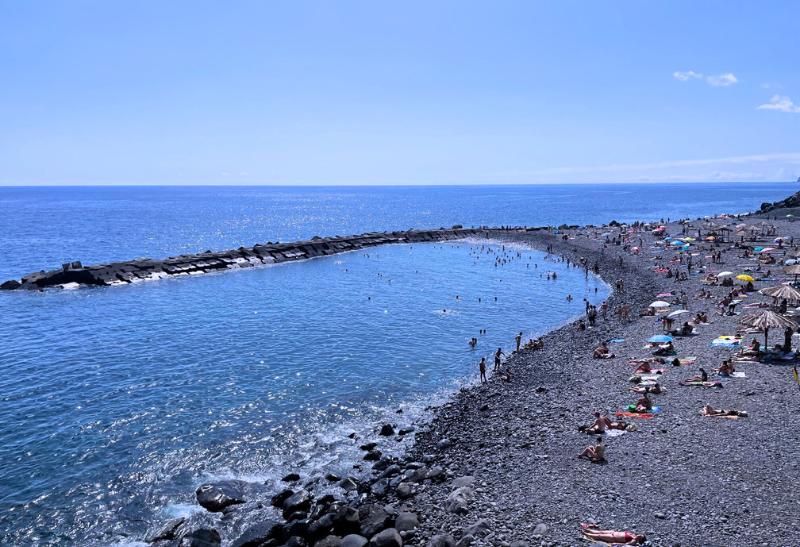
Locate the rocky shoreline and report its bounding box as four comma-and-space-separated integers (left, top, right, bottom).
64, 191, 800, 546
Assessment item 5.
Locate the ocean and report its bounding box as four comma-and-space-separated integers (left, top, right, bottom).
0, 183, 793, 545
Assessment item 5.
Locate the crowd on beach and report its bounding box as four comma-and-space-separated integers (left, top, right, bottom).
469, 215, 800, 545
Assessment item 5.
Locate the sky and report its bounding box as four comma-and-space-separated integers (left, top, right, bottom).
1, 0, 799, 186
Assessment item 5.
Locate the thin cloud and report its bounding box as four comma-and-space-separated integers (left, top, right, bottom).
757, 95, 800, 114
673, 70, 738, 87
673, 70, 703, 81
706, 73, 738, 87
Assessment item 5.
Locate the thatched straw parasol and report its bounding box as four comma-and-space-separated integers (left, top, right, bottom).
785, 264, 800, 282
740, 310, 797, 347
760, 284, 800, 303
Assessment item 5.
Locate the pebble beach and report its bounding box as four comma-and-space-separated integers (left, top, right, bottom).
135, 192, 800, 546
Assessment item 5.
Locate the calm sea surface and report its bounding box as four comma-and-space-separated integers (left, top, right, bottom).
0, 183, 793, 545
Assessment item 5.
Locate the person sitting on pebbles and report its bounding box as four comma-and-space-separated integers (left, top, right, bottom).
716, 359, 735, 376
581, 523, 646, 545
739, 338, 761, 358
577, 436, 606, 463
633, 392, 653, 413
593, 341, 615, 359
580, 412, 628, 434
687, 367, 709, 383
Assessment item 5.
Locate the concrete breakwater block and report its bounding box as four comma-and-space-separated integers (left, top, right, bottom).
1, 227, 483, 291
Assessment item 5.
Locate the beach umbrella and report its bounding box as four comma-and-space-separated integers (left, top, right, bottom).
740, 310, 797, 347
668, 309, 690, 318
760, 247, 775, 253
736, 274, 755, 283
786, 264, 800, 282
760, 284, 800, 303
648, 334, 674, 343
649, 301, 670, 309
717, 271, 734, 278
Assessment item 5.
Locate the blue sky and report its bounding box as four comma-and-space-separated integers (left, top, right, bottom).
1, 1, 799, 185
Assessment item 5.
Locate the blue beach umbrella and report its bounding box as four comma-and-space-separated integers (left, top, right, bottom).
648, 334, 674, 343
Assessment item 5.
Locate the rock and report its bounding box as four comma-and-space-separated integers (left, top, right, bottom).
359, 505, 392, 537
0, 280, 20, 290
341, 535, 369, 547
178, 527, 221, 547
145, 517, 185, 542
446, 486, 473, 514
451, 476, 475, 488
394, 512, 418, 532
272, 488, 295, 507
326, 473, 342, 482
379, 424, 395, 436
428, 535, 457, 547
370, 478, 389, 497
283, 489, 313, 518
395, 483, 413, 499
285, 537, 308, 547
339, 477, 360, 491
426, 466, 445, 482
436, 438, 452, 449
509, 542, 530, 547
364, 449, 382, 461
315, 535, 343, 547
332, 506, 361, 536
370, 528, 402, 547
283, 472, 301, 482
532, 523, 548, 537
463, 520, 490, 538
360, 442, 378, 451
456, 536, 472, 547
195, 481, 245, 512
230, 521, 279, 547
398, 428, 414, 436
307, 513, 335, 539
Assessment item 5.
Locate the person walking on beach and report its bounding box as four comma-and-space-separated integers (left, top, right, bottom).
479, 357, 487, 382
494, 348, 505, 371
515, 331, 522, 352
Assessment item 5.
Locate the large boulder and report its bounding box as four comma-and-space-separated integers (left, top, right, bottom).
195, 481, 246, 512
370, 528, 402, 547
145, 517, 185, 543
359, 505, 392, 538
394, 512, 418, 533
445, 486, 473, 514
427, 535, 456, 547
178, 527, 221, 547
341, 535, 369, 547
230, 521, 280, 547
282, 489, 313, 518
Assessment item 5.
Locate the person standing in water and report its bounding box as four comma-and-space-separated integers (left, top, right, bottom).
479, 357, 487, 382
515, 332, 522, 352
494, 348, 505, 371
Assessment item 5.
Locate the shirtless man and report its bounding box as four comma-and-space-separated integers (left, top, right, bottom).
479, 357, 487, 383
716, 360, 734, 376
582, 412, 612, 434
581, 523, 646, 545
701, 404, 748, 417
577, 436, 606, 463
515, 331, 522, 352
593, 341, 615, 359
493, 348, 505, 371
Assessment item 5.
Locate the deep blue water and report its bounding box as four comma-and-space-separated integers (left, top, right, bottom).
0, 183, 793, 545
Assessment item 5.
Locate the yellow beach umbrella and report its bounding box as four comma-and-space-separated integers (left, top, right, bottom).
736, 274, 754, 283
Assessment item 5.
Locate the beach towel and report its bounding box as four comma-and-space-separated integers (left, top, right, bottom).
731, 371, 747, 378
639, 373, 662, 382
609, 338, 625, 344
616, 410, 654, 419
676, 356, 697, 365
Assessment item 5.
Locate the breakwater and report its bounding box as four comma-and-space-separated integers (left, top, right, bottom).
0, 227, 488, 291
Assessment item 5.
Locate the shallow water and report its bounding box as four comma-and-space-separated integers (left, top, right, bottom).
0, 240, 607, 544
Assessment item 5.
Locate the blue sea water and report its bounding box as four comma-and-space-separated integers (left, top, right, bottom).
0, 183, 794, 545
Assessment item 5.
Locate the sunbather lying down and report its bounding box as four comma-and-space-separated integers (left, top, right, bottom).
701, 404, 748, 418
581, 523, 646, 545
679, 379, 722, 388
631, 382, 664, 394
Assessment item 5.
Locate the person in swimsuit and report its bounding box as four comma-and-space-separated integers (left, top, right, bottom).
493, 348, 505, 371
581, 523, 646, 545
479, 357, 487, 383
634, 392, 652, 413
515, 331, 522, 352
577, 436, 606, 463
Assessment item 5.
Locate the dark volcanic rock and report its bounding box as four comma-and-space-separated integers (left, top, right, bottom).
282, 489, 313, 517
369, 528, 402, 547
379, 424, 395, 436
0, 279, 21, 290
282, 472, 301, 482
359, 505, 392, 538
178, 527, 221, 547
230, 521, 280, 547
195, 481, 246, 512
145, 517, 185, 542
